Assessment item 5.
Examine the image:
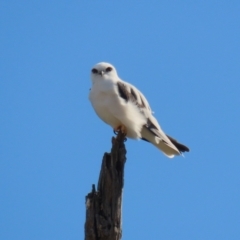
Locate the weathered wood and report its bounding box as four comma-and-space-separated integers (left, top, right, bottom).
85, 132, 127, 240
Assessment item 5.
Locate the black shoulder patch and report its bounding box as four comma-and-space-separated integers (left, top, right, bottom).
117, 82, 129, 101
117, 82, 146, 109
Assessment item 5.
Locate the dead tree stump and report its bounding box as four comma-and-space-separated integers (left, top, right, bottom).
85, 132, 127, 240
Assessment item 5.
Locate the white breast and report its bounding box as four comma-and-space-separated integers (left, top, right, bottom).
89, 79, 147, 139
89, 82, 121, 128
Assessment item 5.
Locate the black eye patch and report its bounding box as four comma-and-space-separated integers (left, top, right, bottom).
91, 68, 98, 74
105, 67, 113, 72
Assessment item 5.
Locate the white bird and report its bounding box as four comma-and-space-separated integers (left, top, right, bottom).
89, 62, 189, 158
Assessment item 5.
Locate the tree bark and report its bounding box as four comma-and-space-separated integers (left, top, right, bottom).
85, 132, 127, 240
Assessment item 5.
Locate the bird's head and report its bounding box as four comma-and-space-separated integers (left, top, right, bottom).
90, 62, 118, 84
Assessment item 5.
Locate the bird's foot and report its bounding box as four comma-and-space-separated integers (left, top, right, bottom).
113, 125, 127, 141
114, 125, 127, 134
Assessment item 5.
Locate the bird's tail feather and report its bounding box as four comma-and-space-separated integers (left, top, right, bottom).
166, 135, 190, 153
141, 127, 181, 158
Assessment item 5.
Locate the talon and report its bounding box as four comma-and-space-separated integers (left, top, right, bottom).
114, 125, 127, 135
120, 125, 127, 134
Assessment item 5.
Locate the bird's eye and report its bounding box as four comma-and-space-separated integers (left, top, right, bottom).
105, 67, 112, 72
92, 68, 98, 74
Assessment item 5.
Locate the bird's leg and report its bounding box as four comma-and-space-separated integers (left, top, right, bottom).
113, 126, 120, 135
114, 125, 127, 134
113, 125, 128, 141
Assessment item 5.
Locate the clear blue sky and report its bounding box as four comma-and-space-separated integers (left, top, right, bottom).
1, 1, 240, 239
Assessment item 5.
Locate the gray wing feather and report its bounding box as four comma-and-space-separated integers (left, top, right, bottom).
116, 81, 151, 113
116, 80, 189, 156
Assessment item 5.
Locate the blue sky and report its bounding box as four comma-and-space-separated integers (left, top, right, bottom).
1, 1, 240, 239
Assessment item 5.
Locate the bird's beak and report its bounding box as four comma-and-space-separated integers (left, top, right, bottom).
99, 71, 104, 76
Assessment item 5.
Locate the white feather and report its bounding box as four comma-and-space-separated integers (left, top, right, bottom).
89, 62, 188, 158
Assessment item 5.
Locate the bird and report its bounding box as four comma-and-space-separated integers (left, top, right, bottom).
89, 62, 189, 158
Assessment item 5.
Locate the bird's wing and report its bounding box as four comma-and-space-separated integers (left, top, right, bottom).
116, 80, 170, 135
116, 80, 152, 117
116, 80, 186, 157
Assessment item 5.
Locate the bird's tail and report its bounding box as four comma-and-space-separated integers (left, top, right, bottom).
141, 126, 189, 158
166, 135, 190, 153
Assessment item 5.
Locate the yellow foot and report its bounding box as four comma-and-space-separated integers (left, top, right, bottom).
114, 125, 127, 135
